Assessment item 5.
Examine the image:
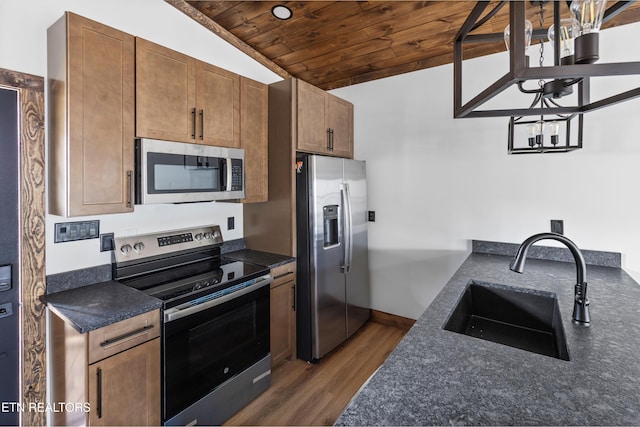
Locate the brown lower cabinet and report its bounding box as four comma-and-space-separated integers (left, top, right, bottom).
49, 310, 161, 426
270, 262, 296, 367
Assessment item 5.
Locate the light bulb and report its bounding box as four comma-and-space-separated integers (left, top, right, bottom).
535, 120, 544, 146
504, 20, 533, 52
570, 0, 607, 63
526, 123, 537, 147
548, 121, 561, 146
548, 18, 580, 64
570, 0, 607, 35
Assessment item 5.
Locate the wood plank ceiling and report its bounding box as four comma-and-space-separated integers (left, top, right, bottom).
178, 1, 640, 90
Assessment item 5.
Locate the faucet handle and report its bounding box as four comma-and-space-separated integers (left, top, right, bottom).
572, 282, 591, 325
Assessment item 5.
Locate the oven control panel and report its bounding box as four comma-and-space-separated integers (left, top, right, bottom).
113, 225, 223, 263
158, 233, 194, 247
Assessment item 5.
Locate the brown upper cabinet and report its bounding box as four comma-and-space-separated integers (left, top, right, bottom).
136, 38, 240, 148
240, 77, 269, 203
297, 79, 353, 159
47, 12, 135, 216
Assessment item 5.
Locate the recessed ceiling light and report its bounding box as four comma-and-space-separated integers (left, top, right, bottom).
271, 5, 292, 21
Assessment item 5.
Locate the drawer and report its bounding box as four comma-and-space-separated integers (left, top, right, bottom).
88, 310, 160, 364
271, 262, 296, 288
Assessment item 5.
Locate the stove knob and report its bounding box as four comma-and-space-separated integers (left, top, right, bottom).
133, 242, 145, 253
120, 244, 133, 254
194, 282, 203, 290
204, 281, 211, 287
213, 230, 221, 241
195, 233, 204, 241
204, 232, 213, 240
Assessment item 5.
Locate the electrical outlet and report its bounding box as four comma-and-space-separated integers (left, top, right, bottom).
551, 219, 564, 235
227, 217, 235, 230
100, 233, 115, 252
368, 211, 376, 222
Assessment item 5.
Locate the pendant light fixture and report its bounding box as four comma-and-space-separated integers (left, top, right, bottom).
453, 1, 640, 154
507, 2, 582, 153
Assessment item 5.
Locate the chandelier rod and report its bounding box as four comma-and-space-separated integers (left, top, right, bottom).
470, 1, 508, 33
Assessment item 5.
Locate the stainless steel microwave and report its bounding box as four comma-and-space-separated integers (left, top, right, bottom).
135, 138, 244, 204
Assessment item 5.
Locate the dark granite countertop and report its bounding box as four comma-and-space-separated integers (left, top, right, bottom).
225, 249, 295, 269
336, 250, 640, 425
41, 281, 162, 334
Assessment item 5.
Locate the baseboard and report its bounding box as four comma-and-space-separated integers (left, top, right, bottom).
370, 310, 416, 332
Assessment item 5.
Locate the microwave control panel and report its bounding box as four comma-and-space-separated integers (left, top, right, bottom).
230, 159, 243, 191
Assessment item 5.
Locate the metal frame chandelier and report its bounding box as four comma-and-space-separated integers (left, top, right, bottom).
453, 1, 640, 154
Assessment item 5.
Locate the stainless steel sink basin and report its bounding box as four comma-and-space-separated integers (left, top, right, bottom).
443, 280, 570, 361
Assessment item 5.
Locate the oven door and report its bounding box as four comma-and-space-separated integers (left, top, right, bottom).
163, 278, 270, 421
135, 138, 244, 204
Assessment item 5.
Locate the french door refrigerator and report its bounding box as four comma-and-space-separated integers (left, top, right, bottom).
0, 87, 20, 426
296, 154, 371, 362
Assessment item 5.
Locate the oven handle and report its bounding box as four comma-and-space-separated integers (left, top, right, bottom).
164, 275, 273, 323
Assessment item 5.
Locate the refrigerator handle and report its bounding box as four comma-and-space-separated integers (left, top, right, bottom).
341, 183, 353, 273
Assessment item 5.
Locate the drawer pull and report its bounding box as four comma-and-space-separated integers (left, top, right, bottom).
273, 271, 294, 280
100, 324, 154, 348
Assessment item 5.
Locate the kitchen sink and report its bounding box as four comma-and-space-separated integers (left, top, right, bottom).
443, 280, 570, 361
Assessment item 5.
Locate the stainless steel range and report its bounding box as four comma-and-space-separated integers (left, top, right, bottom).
112, 225, 272, 426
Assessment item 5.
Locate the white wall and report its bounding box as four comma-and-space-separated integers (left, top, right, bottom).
332, 22, 640, 319
3, 0, 639, 318
0, 0, 281, 275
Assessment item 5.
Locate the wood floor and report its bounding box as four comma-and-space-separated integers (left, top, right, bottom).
224, 320, 407, 426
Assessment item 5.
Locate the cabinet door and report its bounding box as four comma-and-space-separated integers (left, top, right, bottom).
196, 60, 240, 147
270, 263, 296, 367
89, 339, 161, 426
241, 77, 268, 203
136, 38, 196, 143
49, 12, 135, 216
326, 94, 354, 159
297, 80, 329, 154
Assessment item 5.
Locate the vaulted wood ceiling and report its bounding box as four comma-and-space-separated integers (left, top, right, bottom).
171, 1, 640, 90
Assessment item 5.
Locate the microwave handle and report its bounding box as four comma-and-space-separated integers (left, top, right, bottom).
225, 158, 233, 191
220, 158, 227, 191
220, 158, 233, 191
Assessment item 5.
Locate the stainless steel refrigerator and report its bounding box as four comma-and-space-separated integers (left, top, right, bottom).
296, 154, 371, 362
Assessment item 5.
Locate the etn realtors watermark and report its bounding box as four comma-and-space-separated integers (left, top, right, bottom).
1, 401, 90, 414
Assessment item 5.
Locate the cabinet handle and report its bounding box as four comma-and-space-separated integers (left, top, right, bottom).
126, 170, 133, 208
330, 129, 335, 150
99, 324, 154, 348
97, 367, 103, 419
192, 108, 197, 139
199, 109, 204, 140
291, 285, 296, 311
273, 271, 294, 280
326, 128, 332, 150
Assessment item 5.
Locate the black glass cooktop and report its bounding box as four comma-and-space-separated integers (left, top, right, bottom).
119, 256, 268, 306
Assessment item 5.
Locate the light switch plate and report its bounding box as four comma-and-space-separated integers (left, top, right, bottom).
54, 220, 100, 243
551, 219, 564, 235
0, 265, 11, 292
0, 302, 13, 319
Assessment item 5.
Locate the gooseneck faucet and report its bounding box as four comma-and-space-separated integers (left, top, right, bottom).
509, 232, 591, 326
